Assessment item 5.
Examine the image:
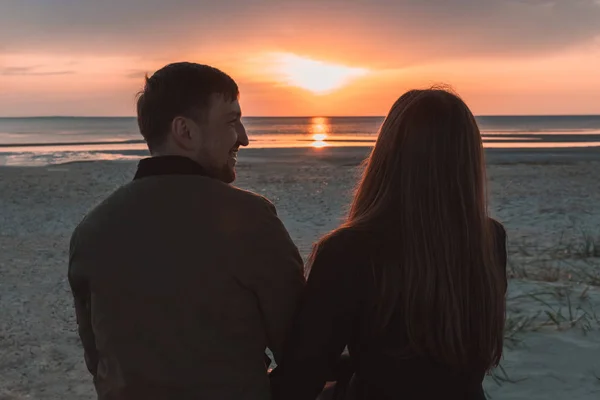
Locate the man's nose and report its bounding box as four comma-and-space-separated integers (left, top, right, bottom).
237, 122, 249, 147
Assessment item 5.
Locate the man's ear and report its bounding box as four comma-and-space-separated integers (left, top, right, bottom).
171, 116, 195, 151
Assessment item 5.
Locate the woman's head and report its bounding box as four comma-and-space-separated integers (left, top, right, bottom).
342, 88, 504, 371
349, 88, 486, 228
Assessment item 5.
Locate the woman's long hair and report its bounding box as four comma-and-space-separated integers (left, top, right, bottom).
313, 88, 505, 372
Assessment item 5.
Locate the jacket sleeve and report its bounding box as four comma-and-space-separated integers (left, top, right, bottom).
68, 226, 99, 377
237, 198, 306, 365
270, 234, 360, 400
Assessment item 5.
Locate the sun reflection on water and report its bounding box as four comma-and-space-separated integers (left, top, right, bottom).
310, 117, 330, 148
311, 140, 328, 148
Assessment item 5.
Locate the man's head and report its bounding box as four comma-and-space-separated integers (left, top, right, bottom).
136, 62, 249, 183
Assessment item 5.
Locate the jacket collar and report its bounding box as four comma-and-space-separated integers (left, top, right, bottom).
133, 155, 207, 180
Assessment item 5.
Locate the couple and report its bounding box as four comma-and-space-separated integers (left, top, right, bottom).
68, 62, 507, 400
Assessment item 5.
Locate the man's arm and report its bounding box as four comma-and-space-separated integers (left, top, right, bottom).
68, 227, 99, 377
239, 198, 306, 364
270, 233, 360, 400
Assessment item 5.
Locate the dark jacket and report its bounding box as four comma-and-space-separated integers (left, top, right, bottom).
270, 220, 508, 400
68, 156, 305, 400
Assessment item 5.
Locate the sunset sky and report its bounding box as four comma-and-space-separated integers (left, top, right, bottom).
1, 0, 600, 117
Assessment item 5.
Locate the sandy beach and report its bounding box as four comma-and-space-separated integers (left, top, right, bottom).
1, 147, 599, 399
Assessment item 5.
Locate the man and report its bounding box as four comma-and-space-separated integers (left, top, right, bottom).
68, 62, 306, 399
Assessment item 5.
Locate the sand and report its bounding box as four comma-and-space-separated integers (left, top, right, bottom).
0, 147, 599, 399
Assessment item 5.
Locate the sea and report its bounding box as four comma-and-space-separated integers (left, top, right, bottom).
1, 116, 600, 166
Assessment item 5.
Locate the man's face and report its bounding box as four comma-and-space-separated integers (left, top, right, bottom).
192, 95, 249, 183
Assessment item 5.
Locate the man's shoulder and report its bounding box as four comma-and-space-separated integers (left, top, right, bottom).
137, 175, 276, 214
69, 184, 132, 243
226, 185, 276, 214
71, 179, 279, 243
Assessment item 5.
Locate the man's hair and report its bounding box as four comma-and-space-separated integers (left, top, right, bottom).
136, 62, 239, 150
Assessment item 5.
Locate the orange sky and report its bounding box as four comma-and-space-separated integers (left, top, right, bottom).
1, 0, 600, 116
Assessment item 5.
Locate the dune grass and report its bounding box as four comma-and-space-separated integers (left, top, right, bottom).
509, 229, 600, 287
489, 278, 600, 393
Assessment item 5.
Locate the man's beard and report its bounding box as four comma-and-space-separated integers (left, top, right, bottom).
206, 163, 235, 183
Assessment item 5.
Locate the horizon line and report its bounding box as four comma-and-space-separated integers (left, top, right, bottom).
1, 114, 600, 119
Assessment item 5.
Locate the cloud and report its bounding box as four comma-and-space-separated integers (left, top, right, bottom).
124, 69, 150, 79
0, 65, 75, 76
0, 0, 270, 56
262, 0, 600, 67
0, 0, 599, 67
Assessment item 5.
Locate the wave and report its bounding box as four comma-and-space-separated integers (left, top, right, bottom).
0, 139, 145, 148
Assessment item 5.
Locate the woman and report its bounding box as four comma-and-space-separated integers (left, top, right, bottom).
270, 89, 507, 400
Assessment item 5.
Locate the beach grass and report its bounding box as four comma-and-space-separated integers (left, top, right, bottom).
509, 229, 600, 288
489, 279, 600, 393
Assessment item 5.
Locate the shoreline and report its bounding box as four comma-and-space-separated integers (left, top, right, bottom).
1, 145, 600, 169
1, 132, 599, 148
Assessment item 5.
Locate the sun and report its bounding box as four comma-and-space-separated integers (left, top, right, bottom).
270, 53, 369, 94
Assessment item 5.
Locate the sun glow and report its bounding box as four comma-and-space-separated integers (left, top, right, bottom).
270, 53, 369, 94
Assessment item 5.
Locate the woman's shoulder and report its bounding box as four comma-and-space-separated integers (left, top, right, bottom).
316, 226, 375, 252
309, 226, 377, 271
488, 218, 508, 276
489, 218, 507, 240
306, 227, 376, 290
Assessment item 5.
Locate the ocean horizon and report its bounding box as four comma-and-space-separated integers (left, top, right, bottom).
2, 115, 600, 166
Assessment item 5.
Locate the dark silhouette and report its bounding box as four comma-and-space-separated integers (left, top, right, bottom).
68, 62, 305, 400
270, 88, 507, 400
